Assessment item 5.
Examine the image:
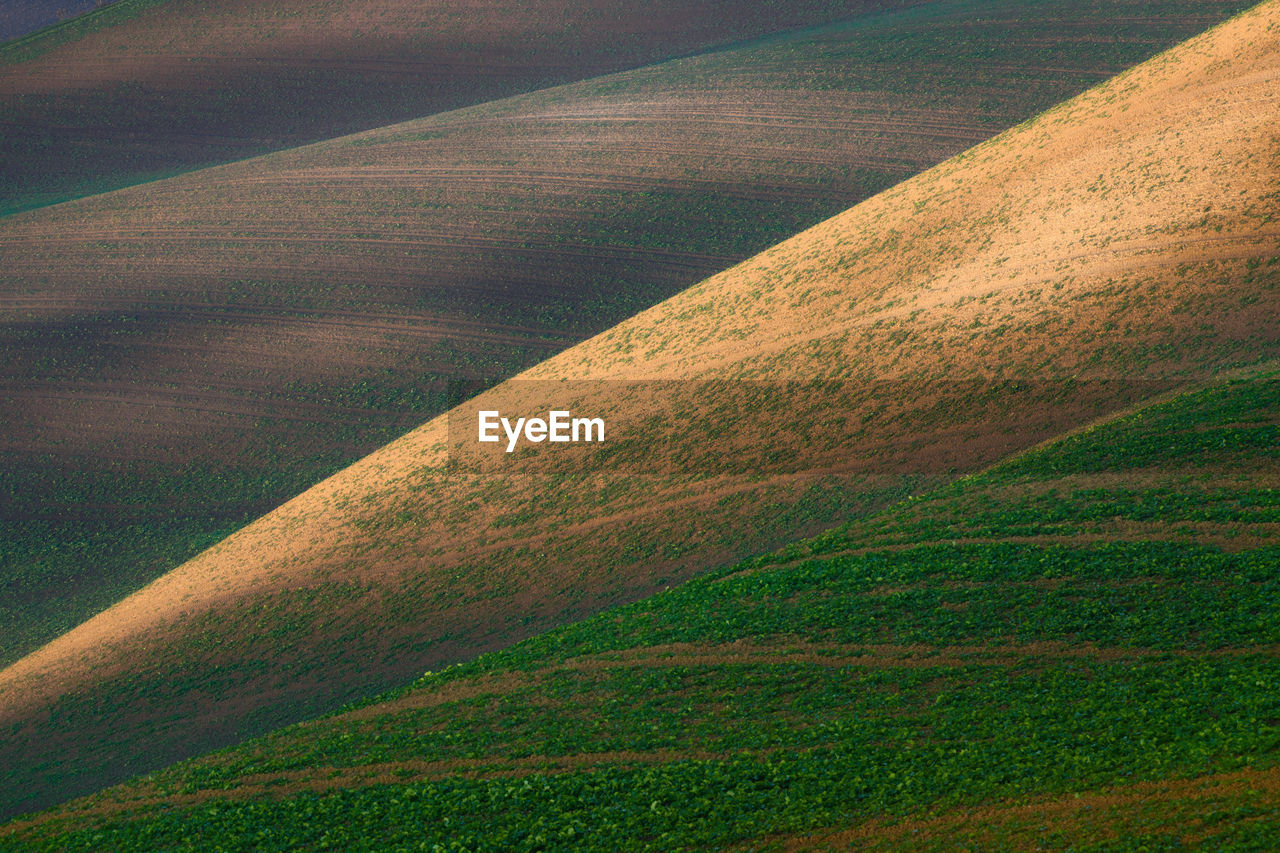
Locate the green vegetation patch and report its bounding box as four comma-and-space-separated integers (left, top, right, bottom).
768, 372, 1280, 559
6, 654, 1275, 850
6, 373, 1280, 848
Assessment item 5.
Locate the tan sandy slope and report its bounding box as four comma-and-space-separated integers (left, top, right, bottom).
0, 0, 1278, 820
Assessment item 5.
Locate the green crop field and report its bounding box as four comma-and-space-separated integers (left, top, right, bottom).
5, 368, 1275, 851
2, 0, 1278, 839
1, 0, 1276, 824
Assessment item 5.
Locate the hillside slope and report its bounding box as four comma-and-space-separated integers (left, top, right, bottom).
1, 0, 1278, 821
2, 0, 1248, 670
0, 0, 914, 212
3, 365, 1276, 850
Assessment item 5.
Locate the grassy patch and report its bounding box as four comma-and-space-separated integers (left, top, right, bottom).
4, 370, 1278, 849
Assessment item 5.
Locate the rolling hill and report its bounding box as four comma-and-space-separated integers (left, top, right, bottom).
0, 0, 917, 213
0, 0, 1276, 822
0, 0, 1258, 674
3, 357, 1277, 849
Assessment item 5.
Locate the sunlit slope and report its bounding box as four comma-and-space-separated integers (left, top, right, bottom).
2, 0, 1279, 820
0, 0, 913, 212
3, 369, 1276, 851
2, 0, 1248, 671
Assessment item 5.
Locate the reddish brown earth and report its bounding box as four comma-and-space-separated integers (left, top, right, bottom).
0, 0, 919, 211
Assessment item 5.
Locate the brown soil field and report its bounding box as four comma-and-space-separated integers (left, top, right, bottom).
0, 0, 920, 211
0, 0, 1276, 821
0, 0, 1256, 675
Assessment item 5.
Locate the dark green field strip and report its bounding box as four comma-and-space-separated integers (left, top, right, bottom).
5, 654, 1275, 850
6, 535, 1273, 836
459, 542, 1280, 673
813, 485, 1280, 549
124, 642, 1280, 793
140, 664, 960, 790
778, 766, 1280, 851
760, 372, 1280, 563
981, 372, 1280, 483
